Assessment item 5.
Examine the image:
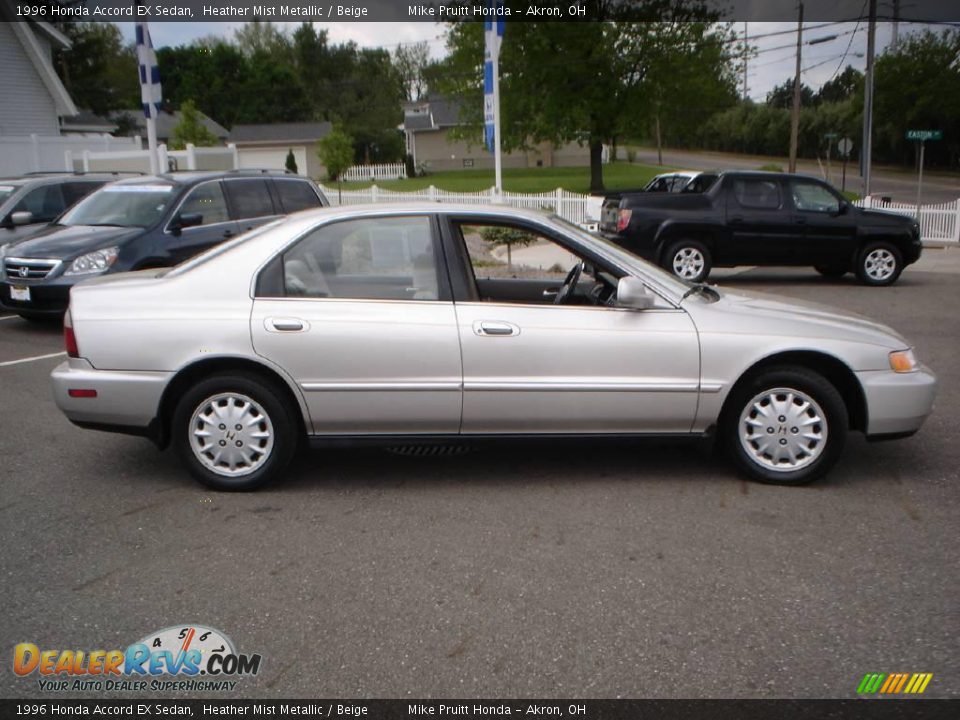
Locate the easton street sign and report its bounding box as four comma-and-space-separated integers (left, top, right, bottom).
906, 130, 943, 141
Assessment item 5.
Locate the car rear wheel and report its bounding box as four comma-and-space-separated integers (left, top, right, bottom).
814, 264, 847, 278
173, 373, 298, 491
722, 366, 848, 485
664, 239, 712, 283
855, 241, 903, 286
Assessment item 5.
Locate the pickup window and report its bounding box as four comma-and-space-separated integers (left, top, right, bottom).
733, 179, 781, 210
790, 180, 840, 214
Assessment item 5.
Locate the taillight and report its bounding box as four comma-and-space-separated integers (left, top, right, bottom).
616, 208, 633, 232
64, 310, 79, 358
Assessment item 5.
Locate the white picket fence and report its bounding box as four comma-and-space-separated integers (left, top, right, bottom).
856, 196, 960, 244
320, 183, 960, 245
71, 143, 239, 174
320, 184, 592, 226
0, 134, 141, 176
341, 163, 406, 183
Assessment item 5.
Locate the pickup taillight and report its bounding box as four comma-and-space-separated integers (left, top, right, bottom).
64, 309, 79, 358
616, 208, 633, 232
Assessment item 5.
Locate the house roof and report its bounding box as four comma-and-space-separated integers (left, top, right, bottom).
229, 122, 333, 144
403, 96, 465, 133
111, 109, 230, 141
61, 109, 118, 133
1, 13, 77, 117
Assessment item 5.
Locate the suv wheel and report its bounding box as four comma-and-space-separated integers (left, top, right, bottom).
173, 373, 298, 491
664, 239, 712, 283
855, 241, 903, 286
722, 366, 848, 485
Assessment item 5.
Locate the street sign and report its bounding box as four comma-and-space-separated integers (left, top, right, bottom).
838, 137, 854, 156
906, 130, 943, 141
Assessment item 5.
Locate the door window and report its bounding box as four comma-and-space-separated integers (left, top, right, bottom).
177, 182, 230, 226
225, 179, 275, 220
275, 180, 322, 212
733, 179, 782, 209
61, 181, 104, 207
12, 184, 65, 222
281, 216, 440, 301
790, 181, 841, 213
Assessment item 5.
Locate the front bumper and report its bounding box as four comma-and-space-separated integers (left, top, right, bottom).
858, 365, 937, 437
0, 278, 72, 316
51, 359, 171, 433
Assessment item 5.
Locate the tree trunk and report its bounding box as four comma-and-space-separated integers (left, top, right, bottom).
655, 113, 663, 166
589, 139, 605, 193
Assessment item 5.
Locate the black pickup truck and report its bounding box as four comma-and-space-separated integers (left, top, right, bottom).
599, 171, 922, 286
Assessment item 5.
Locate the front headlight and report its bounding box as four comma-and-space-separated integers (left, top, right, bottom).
64, 246, 119, 276
889, 348, 918, 373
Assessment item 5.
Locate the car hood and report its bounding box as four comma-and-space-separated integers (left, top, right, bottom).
3, 224, 142, 259
703, 287, 910, 350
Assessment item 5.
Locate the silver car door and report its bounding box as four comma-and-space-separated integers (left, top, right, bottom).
251, 214, 463, 435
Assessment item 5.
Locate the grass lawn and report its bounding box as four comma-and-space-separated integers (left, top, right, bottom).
332, 161, 672, 195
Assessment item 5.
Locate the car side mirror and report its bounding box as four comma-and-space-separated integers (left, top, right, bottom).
170, 212, 203, 235
616, 277, 656, 310
834, 201, 849, 216
10, 211, 33, 226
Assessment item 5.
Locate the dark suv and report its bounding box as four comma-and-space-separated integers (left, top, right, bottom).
0, 172, 122, 247
0, 170, 327, 319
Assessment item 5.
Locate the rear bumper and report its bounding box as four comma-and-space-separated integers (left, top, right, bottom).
858, 365, 937, 437
51, 359, 171, 432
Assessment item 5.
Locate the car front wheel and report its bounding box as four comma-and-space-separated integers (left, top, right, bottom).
664, 239, 712, 283
722, 367, 848, 485
856, 241, 903, 286
173, 372, 298, 491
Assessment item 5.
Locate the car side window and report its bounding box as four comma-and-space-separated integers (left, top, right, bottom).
225, 179, 275, 220
281, 216, 440, 301
12, 184, 65, 222
733, 179, 782, 210
61, 181, 103, 207
274, 180, 322, 213
177, 182, 230, 226
791, 181, 841, 214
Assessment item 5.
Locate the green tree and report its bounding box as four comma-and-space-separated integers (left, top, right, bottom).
169, 100, 217, 149
53, 23, 139, 116
394, 41, 431, 101
285, 149, 298, 174
766, 78, 815, 109
816, 66, 863, 104
318, 127, 356, 201
480, 226, 535, 269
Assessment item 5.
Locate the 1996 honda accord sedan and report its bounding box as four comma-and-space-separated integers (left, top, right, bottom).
51, 204, 936, 490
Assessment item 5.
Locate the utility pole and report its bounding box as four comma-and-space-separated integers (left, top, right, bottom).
742, 22, 749, 100
861, 0, 877, 198
788, 4, 803, 173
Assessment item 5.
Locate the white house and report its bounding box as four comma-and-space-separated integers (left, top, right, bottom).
0, 10, 77, 136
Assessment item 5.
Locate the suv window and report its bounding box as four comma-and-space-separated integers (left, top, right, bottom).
177, 181, 230, 226
275, 179, 322, 213
62, 181, 105, 207
225, 179, 275, 220
281, 216, 439, 301
12, 184, 65, 222
791, 180, 840, 214
733, 179, 782, 210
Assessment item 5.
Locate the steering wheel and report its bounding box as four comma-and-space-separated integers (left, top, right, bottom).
554, 260, 584, 305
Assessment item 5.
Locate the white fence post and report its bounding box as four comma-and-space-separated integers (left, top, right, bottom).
81, 150, 91, 172
30, 134, 40, 171
158, 144, 169, 173
429, 185, 436, 203
228, 143, 239, 170
64, 150, 73, 172
186, 143, 197, 170
371, 184, 379, 203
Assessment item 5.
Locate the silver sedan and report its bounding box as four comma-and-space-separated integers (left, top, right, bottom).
51, 204, 937, 490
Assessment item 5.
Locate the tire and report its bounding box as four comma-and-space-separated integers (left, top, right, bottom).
172, 372, 299, 491
814, 264, 847, 278
663, 239, 712, 283
721, 366, 848, 485
855, 241, 903, 286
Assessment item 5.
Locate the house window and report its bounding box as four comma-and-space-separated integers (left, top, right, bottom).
463, 159, 474, 168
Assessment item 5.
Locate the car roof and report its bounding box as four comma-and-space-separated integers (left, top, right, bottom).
111, 170, 307, 187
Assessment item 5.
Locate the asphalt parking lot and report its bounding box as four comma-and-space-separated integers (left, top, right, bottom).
2, 252, 958, 700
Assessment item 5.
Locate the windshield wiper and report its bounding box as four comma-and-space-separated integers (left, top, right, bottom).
680, 283, 720, 302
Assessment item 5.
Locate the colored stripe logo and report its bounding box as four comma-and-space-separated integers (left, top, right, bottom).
857, 673, 933, 694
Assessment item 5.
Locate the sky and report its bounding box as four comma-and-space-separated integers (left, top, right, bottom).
118, 20, 921, 102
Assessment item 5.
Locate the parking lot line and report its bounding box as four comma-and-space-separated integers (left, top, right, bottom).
0, 351, 66, 367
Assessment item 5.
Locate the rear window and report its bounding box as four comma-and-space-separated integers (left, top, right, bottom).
225, 179, 275, 220
61, 181, 104, 206
275, 180, 322, 213
733, 179, 782, 210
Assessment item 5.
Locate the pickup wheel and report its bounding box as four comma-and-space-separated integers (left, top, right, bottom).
663, 239, 712, 283
721, 366, 848, 485
173, 372, 298, 491
814, 264, 847, 278
855, 241, 903, 286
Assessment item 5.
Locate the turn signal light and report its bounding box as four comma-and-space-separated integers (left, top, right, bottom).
68, 389, 97, 398
64, 310, 78, 358
889, 349, 917, 373
617, 209, 633, 232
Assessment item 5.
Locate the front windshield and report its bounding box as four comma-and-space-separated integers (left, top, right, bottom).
549, 215, 693, 297
60, 183, 175, 228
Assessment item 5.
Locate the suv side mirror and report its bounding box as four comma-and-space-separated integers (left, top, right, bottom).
170, 212, 203, 235
616, 277, 656, 310
10, 211, 33, 226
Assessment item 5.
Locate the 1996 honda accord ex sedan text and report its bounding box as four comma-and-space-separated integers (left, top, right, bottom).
51, 204, 937, 490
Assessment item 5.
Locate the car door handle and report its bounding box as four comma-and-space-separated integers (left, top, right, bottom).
474, 320, 520, 337
267, 317, 307, 332
222, 230, 235, 238
542, 288, 559, 298
729, 215, 744, 223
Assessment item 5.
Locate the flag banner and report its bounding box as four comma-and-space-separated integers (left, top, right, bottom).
135, 21, 162, 119
483, 3, 505, 154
